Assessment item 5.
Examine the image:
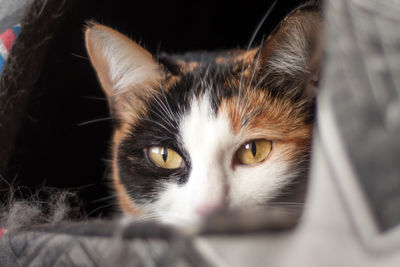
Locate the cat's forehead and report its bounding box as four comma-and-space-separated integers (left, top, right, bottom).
156, 51, 260, 108
160, 48, 257, 79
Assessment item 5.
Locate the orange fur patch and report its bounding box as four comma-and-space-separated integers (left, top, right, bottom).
177, 60, 199, 72
220, 87, 312, 164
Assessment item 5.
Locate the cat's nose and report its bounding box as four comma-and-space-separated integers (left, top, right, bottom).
195, 199, 225, 216
193, 184, 228, 217
188, 165, 228, 217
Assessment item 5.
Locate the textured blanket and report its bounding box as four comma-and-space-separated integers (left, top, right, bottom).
0, 220, 214, 267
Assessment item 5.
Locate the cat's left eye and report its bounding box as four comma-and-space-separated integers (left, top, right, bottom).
148, 146, 184, 169
236, 139, 272, 165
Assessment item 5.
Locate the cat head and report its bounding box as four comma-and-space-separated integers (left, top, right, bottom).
85, 4, 320, 227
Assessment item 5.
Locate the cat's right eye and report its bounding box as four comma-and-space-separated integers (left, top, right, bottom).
236, 139, 272, 165
148, 146, 184, 169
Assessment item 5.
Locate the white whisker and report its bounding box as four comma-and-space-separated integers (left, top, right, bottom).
77, 117, 113, 126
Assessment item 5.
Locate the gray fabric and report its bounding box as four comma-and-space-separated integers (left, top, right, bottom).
0, 0, 26, 32
320, 0, 400, 232
0, 221, 214, 267
1, 231, 174, 267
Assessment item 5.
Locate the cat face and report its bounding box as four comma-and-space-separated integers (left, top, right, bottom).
85, 5, 320, 226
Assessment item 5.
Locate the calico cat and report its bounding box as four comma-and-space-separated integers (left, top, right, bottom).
85, 4, 320, 227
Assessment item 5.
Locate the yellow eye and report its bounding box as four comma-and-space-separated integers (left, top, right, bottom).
236, 139, 272, 165
148, 146, 183, 169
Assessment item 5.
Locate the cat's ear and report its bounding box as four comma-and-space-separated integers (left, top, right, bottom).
258, 5, 321, 91
85, 23, 164, 94
85, 23, 164, 120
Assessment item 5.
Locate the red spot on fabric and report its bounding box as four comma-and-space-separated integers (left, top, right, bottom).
0, 29, 16, 52
0, 228, 4, 238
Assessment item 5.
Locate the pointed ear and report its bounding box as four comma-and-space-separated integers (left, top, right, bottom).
85, 23, 165, 121
259, 5, 321, 85
85, 23, 164, 94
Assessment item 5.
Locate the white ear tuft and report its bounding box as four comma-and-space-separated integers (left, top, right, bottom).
85, 23, 163, 96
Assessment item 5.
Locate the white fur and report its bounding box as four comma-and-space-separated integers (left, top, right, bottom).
146, 95, 296, 226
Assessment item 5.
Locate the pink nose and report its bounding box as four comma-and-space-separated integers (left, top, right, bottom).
195, 199, 225, 216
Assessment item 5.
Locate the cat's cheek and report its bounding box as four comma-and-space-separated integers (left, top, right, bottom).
228, 156, 295, 208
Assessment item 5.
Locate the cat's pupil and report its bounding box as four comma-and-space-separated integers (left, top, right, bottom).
162, 147, 168, 162
245, 141, 257, 157
251, 141, 257, 157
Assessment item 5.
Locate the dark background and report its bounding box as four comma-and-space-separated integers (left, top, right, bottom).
2, 0, 306, 217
